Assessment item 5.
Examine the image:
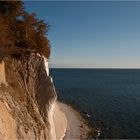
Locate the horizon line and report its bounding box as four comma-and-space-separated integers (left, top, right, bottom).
50, 67, 140, 69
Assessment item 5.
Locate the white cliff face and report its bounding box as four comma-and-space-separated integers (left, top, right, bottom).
43, 56, 49, 76
44, 57, 67, 140
48, 102, 56, 140
0, 53, 67, 140
48, 101, 67, 140
53, 102, 67, 140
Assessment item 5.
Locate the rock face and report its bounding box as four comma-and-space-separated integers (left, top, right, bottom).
0, 53, 67, 139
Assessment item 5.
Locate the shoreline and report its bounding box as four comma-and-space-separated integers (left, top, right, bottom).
57, 101, 90, 139
57, 101, 110, 139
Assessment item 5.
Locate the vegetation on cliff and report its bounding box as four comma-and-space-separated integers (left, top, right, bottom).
0, 0, 50, 58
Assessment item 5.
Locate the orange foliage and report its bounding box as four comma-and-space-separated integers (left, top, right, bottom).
0, 1, 50, 58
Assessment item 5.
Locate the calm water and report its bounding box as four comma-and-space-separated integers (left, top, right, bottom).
50, 69, 140, 139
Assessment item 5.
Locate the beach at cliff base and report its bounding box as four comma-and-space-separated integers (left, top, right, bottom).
57, 102, 89, 139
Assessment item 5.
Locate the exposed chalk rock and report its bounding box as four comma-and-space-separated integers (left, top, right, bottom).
0, 53, 67, 139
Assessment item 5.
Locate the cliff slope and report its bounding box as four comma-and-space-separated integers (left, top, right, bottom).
0, 53, 67, 139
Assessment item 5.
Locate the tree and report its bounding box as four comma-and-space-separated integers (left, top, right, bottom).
0, 13, 14, 49
0, 0, 24, 19
0, 0, 51, 58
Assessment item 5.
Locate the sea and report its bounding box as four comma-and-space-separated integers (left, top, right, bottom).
50, 68, 140, 139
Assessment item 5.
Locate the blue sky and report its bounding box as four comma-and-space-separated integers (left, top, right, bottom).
25, 1, 140, 68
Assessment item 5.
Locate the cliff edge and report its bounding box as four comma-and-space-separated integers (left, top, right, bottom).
0, 53, 67, 139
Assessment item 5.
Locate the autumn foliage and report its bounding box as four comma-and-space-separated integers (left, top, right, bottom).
0, 0, 50, 58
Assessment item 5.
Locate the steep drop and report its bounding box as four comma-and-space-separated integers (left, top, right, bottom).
0, 53, 67, 139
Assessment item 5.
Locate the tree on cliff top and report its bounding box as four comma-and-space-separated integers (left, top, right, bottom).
0, 0, 50, 58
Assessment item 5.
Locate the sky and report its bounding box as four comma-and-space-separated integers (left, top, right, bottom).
25, 1, 140, 68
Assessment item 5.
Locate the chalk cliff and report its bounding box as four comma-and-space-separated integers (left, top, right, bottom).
0, 53, 67, 139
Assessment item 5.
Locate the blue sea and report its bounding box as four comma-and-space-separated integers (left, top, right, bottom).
50, 69, 140, 139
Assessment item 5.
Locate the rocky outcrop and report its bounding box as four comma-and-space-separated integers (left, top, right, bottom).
0, 53, 67, 139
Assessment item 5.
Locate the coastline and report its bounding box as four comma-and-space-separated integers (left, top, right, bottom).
57, 101, 90, 139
